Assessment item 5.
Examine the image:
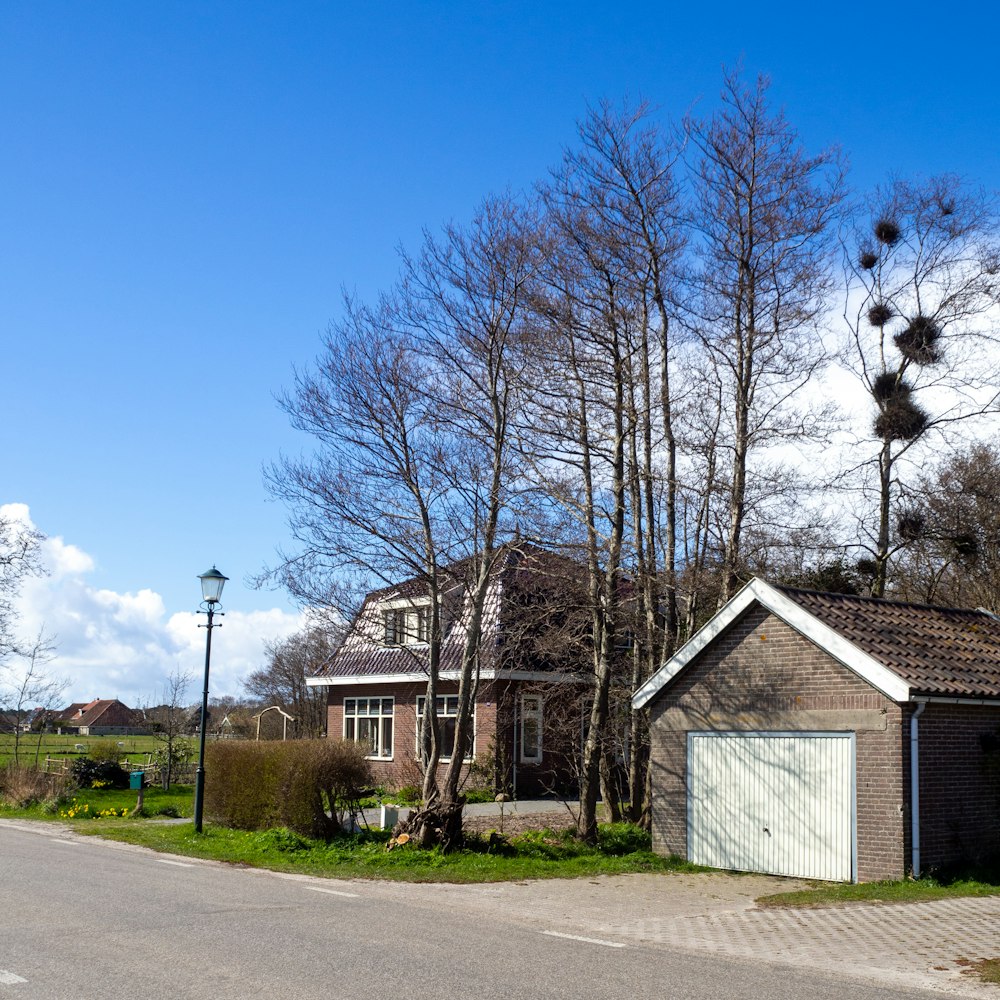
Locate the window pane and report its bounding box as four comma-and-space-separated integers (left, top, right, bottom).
381, 718, 393, 758
357, 717, 376, 753
445, 696, 458, 715
416, 696, 425, 717
443, 717, 457, 754
344, 699, 355, 716
344, 718, 355, 741
381, 698, 393, 716
523, 718, 540, 758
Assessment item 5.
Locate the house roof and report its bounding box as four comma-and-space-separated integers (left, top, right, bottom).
633, 578, 1000, 710
311, 543, 583, 685
57, 702, 89, 722
58, 698, 138, 728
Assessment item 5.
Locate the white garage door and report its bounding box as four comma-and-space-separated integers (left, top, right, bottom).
687, 732, 855, 882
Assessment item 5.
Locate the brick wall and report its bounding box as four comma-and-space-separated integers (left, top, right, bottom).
325, 681, 499, 792
916, 702, 1000, 871
324, 679, 581, 798
649, 605, 907, 882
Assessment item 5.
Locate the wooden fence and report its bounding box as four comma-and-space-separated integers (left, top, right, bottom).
42, 757, 197, 785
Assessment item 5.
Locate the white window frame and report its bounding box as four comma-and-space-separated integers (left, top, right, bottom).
382, 603, 430, 647
416, 695, 475, 762
343, 697, 394, 760
520, 693, 543, 764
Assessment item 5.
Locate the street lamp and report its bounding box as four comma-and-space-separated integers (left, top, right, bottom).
194, 565, 228, 833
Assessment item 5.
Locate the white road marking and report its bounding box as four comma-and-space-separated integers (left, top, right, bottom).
50, 839, 78, 846
306, 886, 360, 898
0, 970, 28, 984
157, 859, 195, 868
541, 930, 625, 949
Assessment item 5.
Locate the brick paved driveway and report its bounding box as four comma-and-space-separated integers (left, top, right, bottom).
376, 872, 1000, 996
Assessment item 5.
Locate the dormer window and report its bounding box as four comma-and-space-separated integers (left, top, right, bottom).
383, 604, 430, 646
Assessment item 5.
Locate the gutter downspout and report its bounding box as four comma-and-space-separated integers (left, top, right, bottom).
910, 701, 926, 878
512, 693, 518, 799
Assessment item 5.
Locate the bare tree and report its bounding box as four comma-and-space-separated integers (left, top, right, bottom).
265, 298, 453, 799
398, 196, 538, 843
265, 196, 536, 847
519, 100, 687, 840
4, 629, 63, 766
147, 668, 193, 789
0, 510, 45, 666
684, 70, 844, 603
842, 175, 1000, 596
244, 628, 330, 737
891, 443, 1000, 611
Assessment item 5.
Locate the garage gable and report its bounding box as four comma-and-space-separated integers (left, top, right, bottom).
633, 579, 910, 710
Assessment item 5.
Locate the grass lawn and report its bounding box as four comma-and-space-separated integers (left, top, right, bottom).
0, 784, 194, 820
67, 817, 696, 883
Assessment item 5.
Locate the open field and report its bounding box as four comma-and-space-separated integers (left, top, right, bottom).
0, 732, 168, 767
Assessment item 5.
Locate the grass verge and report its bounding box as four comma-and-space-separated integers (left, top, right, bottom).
72, 820, 699, 883
965, 958, 1000, 985
757, 874, 1000, 908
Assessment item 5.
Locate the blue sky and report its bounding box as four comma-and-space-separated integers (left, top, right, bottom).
2, 1, 998, 702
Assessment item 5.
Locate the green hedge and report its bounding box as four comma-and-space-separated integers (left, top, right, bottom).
204, 740, 372, 839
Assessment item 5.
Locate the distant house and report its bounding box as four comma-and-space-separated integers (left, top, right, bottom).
635, 578, 1000, 883
56, 699, 149, 737
308, 544, 589, 798
16, 706, 49, 732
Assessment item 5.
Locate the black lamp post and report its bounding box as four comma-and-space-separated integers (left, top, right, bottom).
194, 565, 228, 833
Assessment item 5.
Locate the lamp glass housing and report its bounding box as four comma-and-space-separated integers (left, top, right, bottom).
198, 566, 229, 604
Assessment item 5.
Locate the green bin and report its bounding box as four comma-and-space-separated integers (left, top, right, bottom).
129, 770, 143, 790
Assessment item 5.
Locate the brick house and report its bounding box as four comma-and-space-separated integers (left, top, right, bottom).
633, 579, 1000, 883
56, 699, 148, 736
308, 544, 587, 798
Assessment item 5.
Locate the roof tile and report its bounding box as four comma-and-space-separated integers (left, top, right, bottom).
776, 585, 1000, 699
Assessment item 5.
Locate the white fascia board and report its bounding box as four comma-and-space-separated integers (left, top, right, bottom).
382, 596, 434, 610
308, 669, 580, 688
757, 582, 910, 701
308, 671, 474, 687
632, 578, 911, 710
632, 582, 760, 710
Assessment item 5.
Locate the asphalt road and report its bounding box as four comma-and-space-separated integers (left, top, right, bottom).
0, 824, 947, 1000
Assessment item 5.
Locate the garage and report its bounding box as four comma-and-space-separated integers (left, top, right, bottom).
687, 732, 855, 881
637, 578, 1000, 882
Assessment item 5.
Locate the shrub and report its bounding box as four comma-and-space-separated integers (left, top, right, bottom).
597, 822, 652, 856
0, 764, 58, 807
394, 784, 422, 805
71, 756, 129, 789
87, 742, 127, 764
205, 739, 372, 840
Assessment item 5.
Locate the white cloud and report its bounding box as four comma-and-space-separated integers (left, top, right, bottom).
4, 505, 302, 708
